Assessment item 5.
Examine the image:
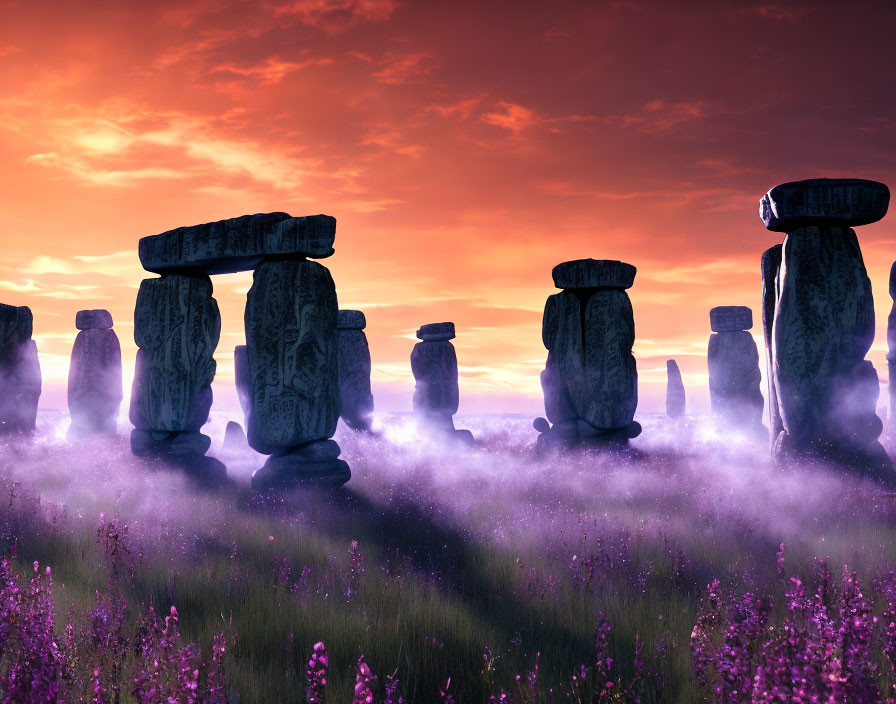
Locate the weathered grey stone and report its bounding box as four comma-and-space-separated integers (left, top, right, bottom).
760, 178, 889, 232
551, 259, 636, 290
251, 454, 351, 490
772, 223, 888, 469
337, 314, 374, 432
665, 359, 685, 418
761, 245, 784, 444
337, 310, 366, 330
221, 421, 249, 453
710, 306, 752, 333
68, 325, 122, 438
139, 213, 336, 275
130, 274, 220, 433
416, 322, 455, 341
411, 338, 459, 421
0, 304, 40, 434
708, 328, 764, 430
245, 259, 341, 452
75, 309, 113, 330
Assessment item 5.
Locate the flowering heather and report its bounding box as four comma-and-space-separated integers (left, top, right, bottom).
305, 641, 328, 703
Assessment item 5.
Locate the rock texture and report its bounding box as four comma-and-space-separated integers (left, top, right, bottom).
411, 326, 463, 437
761, 178, 891, 474
337, 310, 374, 432
535, 261, 640, 450
245, 259, 349, 489
0, 304, 41, 433
139, 213, 336, 275
129, 274, 224, 478
416, 322, 455, 342
707, 307, 764, 432
761, 246, 784, 445
889, 262, 896, 436
666, 359, 685, 418
68, 309, 122, 438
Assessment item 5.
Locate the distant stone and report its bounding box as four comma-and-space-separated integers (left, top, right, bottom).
552, 259, 636, 290
337, 313, 374, 432
221, 420, 249, 453
665, 359, 685, 418
0, 304, 40, 433
68, 325, 122, 438
708, 329, 764, 430
411, 339, 459, 422
139, 213, 337, 275
760, 178, 889, 232
416, 322, 455, 341
710, 306, 753, 332
337, 310, 366, 330
533, 416, 550, 433
75, 309, 113, 330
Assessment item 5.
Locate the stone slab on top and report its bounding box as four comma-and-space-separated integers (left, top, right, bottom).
760, 178, 889, 232
552, 259, 636, 289
139, 212, 336, 275
710, 305, 753, 332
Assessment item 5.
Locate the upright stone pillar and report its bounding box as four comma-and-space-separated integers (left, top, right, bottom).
0, 304, 41, 433
533, 259, 640, 450
129, 274, 223, 477
760, 178, 891, 472
411, 322, 472, 443
761, 246, 784, 445
887, 262, 896, 436
666, 359, 685, 418
707, 307, 764, 433
68, 309, 122, 439
337, 310, 374, 432
245, 260, 349, 489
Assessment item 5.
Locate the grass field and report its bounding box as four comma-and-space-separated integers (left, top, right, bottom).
2, 412, 896, 702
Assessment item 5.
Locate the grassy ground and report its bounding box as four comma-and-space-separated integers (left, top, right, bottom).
3, 413, 896, 702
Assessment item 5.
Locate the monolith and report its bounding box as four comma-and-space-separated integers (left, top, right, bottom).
534, 259, 640, 450
666, 359, 685, 418
707, 306, 764, 433
760, 178, 891, 473
337, 310, 374, 432
129, 274, 224, 478
245, 259, 349, 489
761, 245, 784, 445
888, 262, 896, 436
411, 322, 473, 443
0, 304, 41, 433
68, 309, 122, 439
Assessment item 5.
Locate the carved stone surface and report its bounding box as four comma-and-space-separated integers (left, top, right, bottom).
411, 337, 459, 430
139, 213, 337, 275
761, 245, 784, 444
337, 311, 374, 432
551, 259, 636, 289
244, 259, 341, 451
0, 304, 41, 433
75, 309, 113, 330
416, 322, 455, 341
665, 359, 685, 418
708, 327, 764, 430
68, 319, 122, 437
337, 310, 366, 330
130, 274, 220, 433
773, 224, 886, 465
710, 306, 752, 333
761, 179, 889, 232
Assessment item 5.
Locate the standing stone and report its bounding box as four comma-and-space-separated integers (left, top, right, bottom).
665, 359, 685, 418
411, 322, 473, 443
534, 259, 640, 450
129, 274, 224, 478
707, 307, 764, 433
761, 246, 784, 445
888, 262, 896, 436
337, 310, 374, 432
760, 178, 891, 473
67, 309, 122, 439
0, 304, 41, 433
221, 420, 249, 453
244, 259, 349, 489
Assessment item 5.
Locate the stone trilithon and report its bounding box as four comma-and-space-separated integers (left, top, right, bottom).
131, 212, 349, 488
534, 259, 641, 450
760, 178, 892, 474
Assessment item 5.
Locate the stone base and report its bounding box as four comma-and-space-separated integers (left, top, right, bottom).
773, 430, 895, 482
131, 429, 227, 483
251, 439, 351, 490
67, 419, 118, 442
534, 417, 640, 452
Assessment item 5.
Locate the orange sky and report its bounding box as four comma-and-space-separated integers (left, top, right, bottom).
1, 0, 895, 416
